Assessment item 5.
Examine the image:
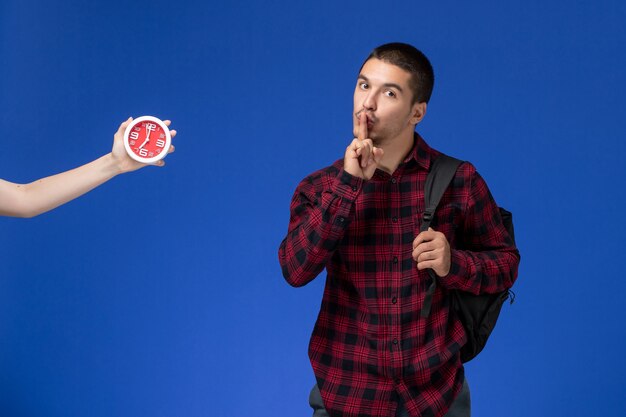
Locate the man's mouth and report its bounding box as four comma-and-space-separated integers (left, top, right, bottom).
356, 111, 376, 129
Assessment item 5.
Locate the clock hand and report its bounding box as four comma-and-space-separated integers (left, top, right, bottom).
145, 125, 155, 140
138, 138, 150, 149
139, 126, 155, 148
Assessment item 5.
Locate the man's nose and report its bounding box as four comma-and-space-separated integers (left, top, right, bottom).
362, 92, 376, 111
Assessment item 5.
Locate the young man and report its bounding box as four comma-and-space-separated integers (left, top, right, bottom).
279, 43, 519, 417
0, 117, 176, 218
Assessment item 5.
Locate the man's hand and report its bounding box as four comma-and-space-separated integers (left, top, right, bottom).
344, 113, 383, 180
111, 117, 177, 173
412, 227, 451, 277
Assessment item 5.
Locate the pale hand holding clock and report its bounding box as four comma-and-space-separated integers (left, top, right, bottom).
111, 117, 176, 173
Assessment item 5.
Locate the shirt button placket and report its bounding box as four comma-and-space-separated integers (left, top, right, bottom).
390, 174, 402, 380
391, 255, 401, 363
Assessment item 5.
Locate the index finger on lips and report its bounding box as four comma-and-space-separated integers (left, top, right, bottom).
358, 112, 368, 142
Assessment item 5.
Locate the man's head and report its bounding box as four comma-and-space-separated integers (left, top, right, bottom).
362, 43, 434, 105
353, 43, 434, 146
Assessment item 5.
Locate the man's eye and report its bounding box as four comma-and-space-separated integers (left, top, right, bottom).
385, 90, 396, 98
359, 82, 369, 90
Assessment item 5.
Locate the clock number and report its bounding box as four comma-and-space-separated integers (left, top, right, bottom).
130, 131, 139, 140
156, 139, 166, 148
145, 123, 157, 137
139, 148, 148, 157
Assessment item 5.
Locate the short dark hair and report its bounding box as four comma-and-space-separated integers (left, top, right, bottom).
361, 43, 435, 104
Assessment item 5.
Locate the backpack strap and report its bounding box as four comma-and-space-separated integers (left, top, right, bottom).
420, 154, 463, 318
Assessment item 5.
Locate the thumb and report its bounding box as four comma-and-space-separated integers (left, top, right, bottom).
117, 117, 133, 135
372, 147, 384, 162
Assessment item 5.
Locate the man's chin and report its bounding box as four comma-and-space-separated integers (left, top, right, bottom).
368, 132, 382, 145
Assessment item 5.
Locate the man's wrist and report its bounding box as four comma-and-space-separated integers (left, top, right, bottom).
439, 249, 470, 288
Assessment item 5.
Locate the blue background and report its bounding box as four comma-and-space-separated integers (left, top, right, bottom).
1, 0, 625, 416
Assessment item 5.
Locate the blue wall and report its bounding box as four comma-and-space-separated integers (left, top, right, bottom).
1, 1, 625, 416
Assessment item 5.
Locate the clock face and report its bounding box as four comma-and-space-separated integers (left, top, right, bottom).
123, 116, 171, 164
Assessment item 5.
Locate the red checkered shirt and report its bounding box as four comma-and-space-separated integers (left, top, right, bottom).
279, 134, 519, 417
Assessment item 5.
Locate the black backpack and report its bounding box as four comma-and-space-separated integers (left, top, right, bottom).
419, 154, 516, 363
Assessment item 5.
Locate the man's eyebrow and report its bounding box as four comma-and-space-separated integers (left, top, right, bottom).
357, 74, 404, 93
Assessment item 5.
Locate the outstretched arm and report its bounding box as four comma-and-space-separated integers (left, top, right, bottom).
0, 117, 177, 218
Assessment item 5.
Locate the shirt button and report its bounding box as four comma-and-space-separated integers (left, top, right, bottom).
338, 217, 345, 223
352, 186, 357, 192
393, 339, 398, 345
392, 297, 397, 304
391, 178, 397, 184
393, 257, 398, 264
392, 217, 398, 223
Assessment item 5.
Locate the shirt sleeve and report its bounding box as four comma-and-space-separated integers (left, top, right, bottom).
440, 166, 520, 294
278, 168, 363, 287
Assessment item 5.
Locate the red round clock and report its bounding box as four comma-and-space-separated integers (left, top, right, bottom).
123, 116, 172, 164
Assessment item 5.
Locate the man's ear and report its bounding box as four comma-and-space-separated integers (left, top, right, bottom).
411, 102, 427, 125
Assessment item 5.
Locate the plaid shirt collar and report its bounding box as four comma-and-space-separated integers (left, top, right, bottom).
391, 132, 434, 173
413, 132, 434, 170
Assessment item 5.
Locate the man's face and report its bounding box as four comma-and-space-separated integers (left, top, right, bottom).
353, 58, 423, 146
